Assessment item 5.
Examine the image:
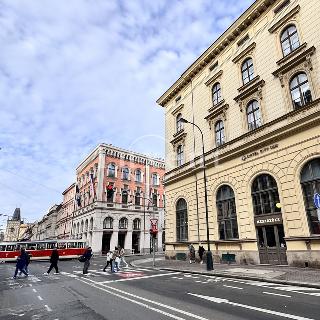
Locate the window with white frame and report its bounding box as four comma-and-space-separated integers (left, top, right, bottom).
176, 113, 183, 133
246, 100, 262, 131
177, 145, 184, 166
241, 58, 254, 85
212, 82, 222, 106
135, 169, 142, 182
281, 25, 300, 56
108, 163, 115, 177
122, 167, 129, 180
290, 72, 312, 108
215, 120, 225, 146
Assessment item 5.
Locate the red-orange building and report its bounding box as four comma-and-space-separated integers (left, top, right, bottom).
71, 143, 165, 254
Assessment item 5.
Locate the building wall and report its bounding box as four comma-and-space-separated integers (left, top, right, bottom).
159, 0, 320, 266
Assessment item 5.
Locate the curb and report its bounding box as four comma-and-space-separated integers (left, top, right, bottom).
131, 260, 320, 289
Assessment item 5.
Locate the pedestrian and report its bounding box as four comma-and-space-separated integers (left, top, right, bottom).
119, 246, 128, 267
82, 247, 93, 275
45, 247, 59, 275
19, 250, 31, 276
111, 247, 120, 273
13, 248, 28, 279
103, 250, 112, 272
198, 245, 205, 264
188, 244, 195, 264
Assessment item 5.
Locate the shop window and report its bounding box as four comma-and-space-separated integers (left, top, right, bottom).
300, 158, 320, 234
176, 198, 188, 241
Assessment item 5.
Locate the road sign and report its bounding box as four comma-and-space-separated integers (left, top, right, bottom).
314, 193, 320, 209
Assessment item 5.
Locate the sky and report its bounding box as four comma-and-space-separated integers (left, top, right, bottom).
0, 0, 255, 224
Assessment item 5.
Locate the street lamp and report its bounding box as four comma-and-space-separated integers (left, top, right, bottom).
180, 118, 214, 271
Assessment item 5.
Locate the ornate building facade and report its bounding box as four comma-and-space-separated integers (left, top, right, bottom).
71, 144, 165, 254
158, 0, 320, 266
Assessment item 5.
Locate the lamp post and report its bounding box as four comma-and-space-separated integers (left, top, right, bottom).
180, 118, 214, 271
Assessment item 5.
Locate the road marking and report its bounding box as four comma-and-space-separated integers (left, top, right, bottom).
100, 272, 181, 283
32, 289, 37, 293
37, 296, 43, 301
44, 305, 52, 312
188, 293, 315, 320
223, 285, 243, 290
263, 291, 291, 298
79, 278, 209, 320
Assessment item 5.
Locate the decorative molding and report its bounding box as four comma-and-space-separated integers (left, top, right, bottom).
232, 42, 256, 63
273, 46, 316, 87
205, 102, 229, 128
170, 132, 187, 146
276, 42, 307, 66
171, 103, 184, 116
204, 70, 223, 86
268, 5, 300, 33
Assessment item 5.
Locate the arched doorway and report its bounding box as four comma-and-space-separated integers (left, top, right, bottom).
251, 174, 287, 265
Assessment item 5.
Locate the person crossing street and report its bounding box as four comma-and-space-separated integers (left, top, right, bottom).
82, 247, 93, 274
13, 248, 28, 279
45, 247, 59, 275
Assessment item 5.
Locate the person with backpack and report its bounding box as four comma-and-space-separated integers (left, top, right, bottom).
103, 250, 112, 272
13, 248, 28, 279
119, 246, 128, 267
45, 247, 59, 275
82, 247, 92, 274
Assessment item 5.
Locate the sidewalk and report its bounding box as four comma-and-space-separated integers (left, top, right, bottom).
131, 257, 320, 289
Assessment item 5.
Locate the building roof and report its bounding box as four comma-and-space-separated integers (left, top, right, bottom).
12, 208, 21, 221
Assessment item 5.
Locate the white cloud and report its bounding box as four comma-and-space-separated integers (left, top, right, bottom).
0, 0, 254, 221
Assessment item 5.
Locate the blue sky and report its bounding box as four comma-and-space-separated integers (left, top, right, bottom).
0, 0, 254, 223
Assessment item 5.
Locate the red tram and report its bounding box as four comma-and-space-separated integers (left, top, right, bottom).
0, 240, 87, 262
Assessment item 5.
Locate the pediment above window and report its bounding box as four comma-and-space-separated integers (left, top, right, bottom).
268, 5, 300, 33
171, 103, 184, 115
205, 101, 228, 128
170, 131, 187, 146
204, 70, 223, 87
232, 42, 256, 64
272, 46, 315, 87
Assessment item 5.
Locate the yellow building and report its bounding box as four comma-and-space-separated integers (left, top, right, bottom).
157, 0, 320, 267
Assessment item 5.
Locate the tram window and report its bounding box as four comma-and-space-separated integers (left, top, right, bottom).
26, 243, 36, 250
37, 243, 46, 250
0, 245, 6, 251
57, 243, 66, 249
265, 226, 276, 247
67, 242, 76, 248
6, 245, 16, 251
77, 242, 84, 248
47, 243, 55, 249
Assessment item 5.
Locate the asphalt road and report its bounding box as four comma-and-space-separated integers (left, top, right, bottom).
1, 255, 319, 320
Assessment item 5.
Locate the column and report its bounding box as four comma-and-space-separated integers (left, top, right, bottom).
91, 230, 103, 254
157, 230, 163, 251
125, 231, 132, 254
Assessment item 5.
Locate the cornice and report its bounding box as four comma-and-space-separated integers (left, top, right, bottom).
232, 42, 256, 64
170, 131, 187, 146
204, 70, 223, 87
156, 0, 278, 107
171, 104, 184, 116
234, 78, 265, 103
205, 102, 229, 123
268, 4, 300, 33
276, 42, 307, 65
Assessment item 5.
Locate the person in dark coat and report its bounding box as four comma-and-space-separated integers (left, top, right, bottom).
82, 247, 92, 274
45, 247, 59, 274
198, 245, 205, 264
13, 248, 28, 279
19, 251, 31, 276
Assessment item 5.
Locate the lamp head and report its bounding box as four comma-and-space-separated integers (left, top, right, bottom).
180, 118, 189, 123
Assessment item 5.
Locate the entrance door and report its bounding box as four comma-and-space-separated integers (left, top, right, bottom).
132, 232, 140, 254
102, 232, 111, 254
257, 225, 287, 265
118, 233, 126, 249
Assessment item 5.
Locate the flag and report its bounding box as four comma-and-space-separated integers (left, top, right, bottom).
75, 184, 81, 208
90, 172, 95, 199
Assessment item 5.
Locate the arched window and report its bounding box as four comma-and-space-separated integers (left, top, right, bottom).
122, 167, 129, 180
216, 185, 239, 240
281, 25, 300, 56
135, 169, 142, 182
246, 100, 261, 131
103, 217, 113, 229
152, 173, 158, 186
215, 120, 225, 146
177, 145, 184, 166
212, 82, 222, 106
241, 58, 254, 85
176, 198, 188, 241
176, 113, 183, 132
251, 174, 281, 215
122, 189, 128, 203
89, 218, 93, 230
85, 219, 88, 232
133, 218, 141, 230
300, 158, 320, 234
80, 221, 84, 233
108, 163, 115, 177
119, 217, 128, 229
290, 73, 312, 108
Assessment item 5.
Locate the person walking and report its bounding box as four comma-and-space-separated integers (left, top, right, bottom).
13, 248, 28, 279
198, 245, 205, 264
111, 247, 120, 273
82, 247, 92, 275
119, 246, 128, 267
19, 250, 31, 276
103, 250, 112, 272
188, 244, 195, 264
45, 247, 59, 275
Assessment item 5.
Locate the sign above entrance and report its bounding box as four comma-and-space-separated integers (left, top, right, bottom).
254, 214, 283, 226
241, 144, 278, 161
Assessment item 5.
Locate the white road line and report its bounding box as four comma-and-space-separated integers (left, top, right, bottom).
44, 305, 52, 312
188, 293, 315, 320
79, 278, 209, 320
223, 285, 243, 290
37, 296, 43, 301
263, 291, 291, 298
100, 272, 181, 283
32, 289, 37, 293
